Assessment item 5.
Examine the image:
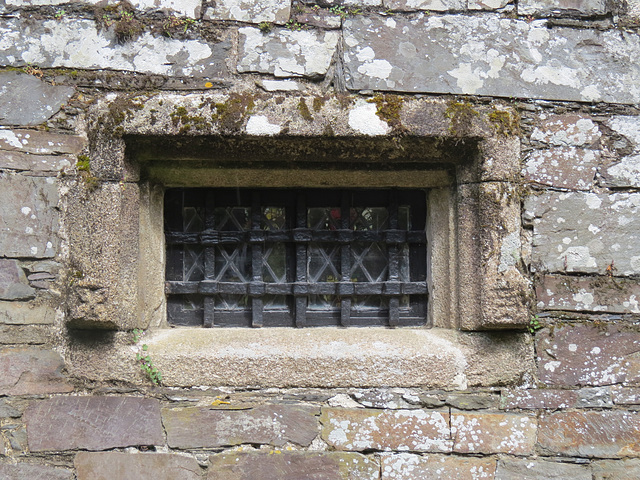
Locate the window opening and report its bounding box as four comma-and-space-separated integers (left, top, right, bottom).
165, 189, 428, 327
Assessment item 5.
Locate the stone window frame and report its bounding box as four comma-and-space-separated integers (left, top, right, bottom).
63, 94, 533, 389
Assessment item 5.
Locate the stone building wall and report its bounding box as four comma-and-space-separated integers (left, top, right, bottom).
1, 0, 640, 478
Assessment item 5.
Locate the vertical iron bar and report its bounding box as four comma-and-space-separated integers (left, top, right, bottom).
340, 191, 351, 327
294, 193, 307, 327
203, 191, 216, 327
251, 192, 263, 327
388, 190, 399, 326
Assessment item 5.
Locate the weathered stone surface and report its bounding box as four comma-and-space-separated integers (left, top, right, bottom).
238, 27, 339, 78
381, 453, 496, 480
538, 411, 640, 458
9, 426, 27, 452
519, 0, 608, 16
524, 192, 640, 276
576, 387, 613, 407
163, 405, 318, 449
601, 154, 640, 188
343, 15, 640, 103
383, 0, 465, 12
0, 18, 229, 77
445, 394, 499, 410
208, 452, 379, 480
0, 463, 72, 480
592, 459, 640, 480
0, 72, 74, 126
4, 0, 201, 17
0, 260, 35, 300
612, 386, 640, 405
321, 408, 452, 452
25, 396, 163, 451
607, 116, 640, 149
536, 274, 640, 314
451, 412, 537, 455
495, 457, 591, 480
523, 148, 599, 190
352, 389, 418, 409
204, 0, 290, 24
537, 323, 640, 386
469, 0, 509, 9
501, 388, 579, 410
0, 324, 50, 344
0, 129, 85, 155
0, 174, 58, 258
0, 151, 75, 173
75, 452, 203, 480
531, 115, 601, 147
0, 398, 21, 417
0, 347, 72, 395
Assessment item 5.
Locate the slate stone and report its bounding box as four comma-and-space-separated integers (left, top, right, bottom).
501, 388, 579, 410
342, 15, 640, 104
0, 18, 229, 77
0, 72, 74, 127
0, 259, 35, 300
607, 116, 640, 150
495, 457, 591, 480
380, 453, 496, 480
0, 463, 73, 480
519, 0, 608, 16
75, 452, 203, 480
592, 459, 640, 480
238, 27, 339, 78
469, 0, 509, 9
384, 0, 465, 12
0, 174, 59, 258
163, 405, 319, 449
612, 387, 640, 405
601, 154, 640, 188
4, 0, 202, 17
537, 323, 640, 386
208, 452, 379, 480
451, 412, 537, 455
576, 387, 613, 408
538, 411, 640, 457
445, 394, 499, 410
25, 396, 164, 452
536, 274, 640, 314
530, 115, 601, 147
0, 129, 85, 155
0, 398, 21, 418
524, 192, 640, 276
523, 148, 599, 190
204, 0, 291, 24
9, 426, 27, 452
320, 408, 452, 452
0, 324, 50, 344
352, 388, 418, 409
0, 346, 73, 395
0, 151, 74, 173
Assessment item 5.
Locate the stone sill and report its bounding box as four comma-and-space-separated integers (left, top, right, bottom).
137, 327, 533, 389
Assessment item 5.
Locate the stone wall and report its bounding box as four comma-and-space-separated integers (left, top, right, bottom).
1, 0, 640, 478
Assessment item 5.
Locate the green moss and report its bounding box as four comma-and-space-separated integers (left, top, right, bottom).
312, 96, 325, 112
171, 106, 211, 133
445, 100, 479, 136
488, 108, 520, 136
106, 96, 145, 128
297, 98, 313, 122
211, 93, 256, 133
76, 154, 90, 172
95, 1, 143, 43
368, 94, 406, 134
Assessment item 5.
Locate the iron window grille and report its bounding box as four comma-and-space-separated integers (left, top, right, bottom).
165, 189, 428, 327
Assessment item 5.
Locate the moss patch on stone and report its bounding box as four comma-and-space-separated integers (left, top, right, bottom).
445, 100, 479, 136
488, 108, 520, 136
210, 93, 256, 133
369, 94, 406, 134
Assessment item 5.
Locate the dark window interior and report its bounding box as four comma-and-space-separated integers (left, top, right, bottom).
165, 189, 428, 327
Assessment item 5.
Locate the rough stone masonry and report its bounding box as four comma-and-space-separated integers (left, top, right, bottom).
1, 0, 640, 478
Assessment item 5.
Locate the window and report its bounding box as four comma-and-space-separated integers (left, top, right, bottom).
164, 188, 427, 328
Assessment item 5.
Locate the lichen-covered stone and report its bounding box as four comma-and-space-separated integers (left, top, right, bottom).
469, 0, 509, 9
4, 0, 201, 17
536, 274, 640, 314
0, 129, 85, 155
383, 0, 465, 12
343, 15, 640, 103
531, 115, 601, 147
75, 452, 203, 480
381, 453, 496, 480
208, 451, 379, 480
0, 463, 72, 480
538, 411, 640, 458
519, 0, 608, 17
0, 346, 73, 395
524, 192, 640, 276
238, 27, 339, 78
495, 457, 591, 480
25, 396, 164, 452
523, 147, 599, 190
537, 324, 640, 386
0, 174, 58, 258
0, 18, 229, 77
0, 259, 35, 300
0, 72, 75, 126
163, 405, 319, 449
451, 412, 537, 455
501, 388, 580, 410
613, 387, 640, 405
320, 408, 453, 452
607, 116, 640, 150
204, 0, 290, 24
601, 154, 640, 188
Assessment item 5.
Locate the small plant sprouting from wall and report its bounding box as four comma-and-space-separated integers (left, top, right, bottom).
95, 1, 144, 43
160, 15, 196, 38
76, 154, 100, 191
132, 328, 162, 385
528, 315, 543, 334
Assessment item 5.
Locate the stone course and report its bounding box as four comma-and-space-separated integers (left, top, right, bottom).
0, 347, 72, 395
75, 452, 203, 480
380, 453, 496, 480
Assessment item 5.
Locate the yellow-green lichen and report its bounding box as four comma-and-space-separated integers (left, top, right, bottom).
297, 98, 313, 122
488, 108, 520, 136
445, 100, 479, 136
368, 94, 406, 134
211, 93, 256, 133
